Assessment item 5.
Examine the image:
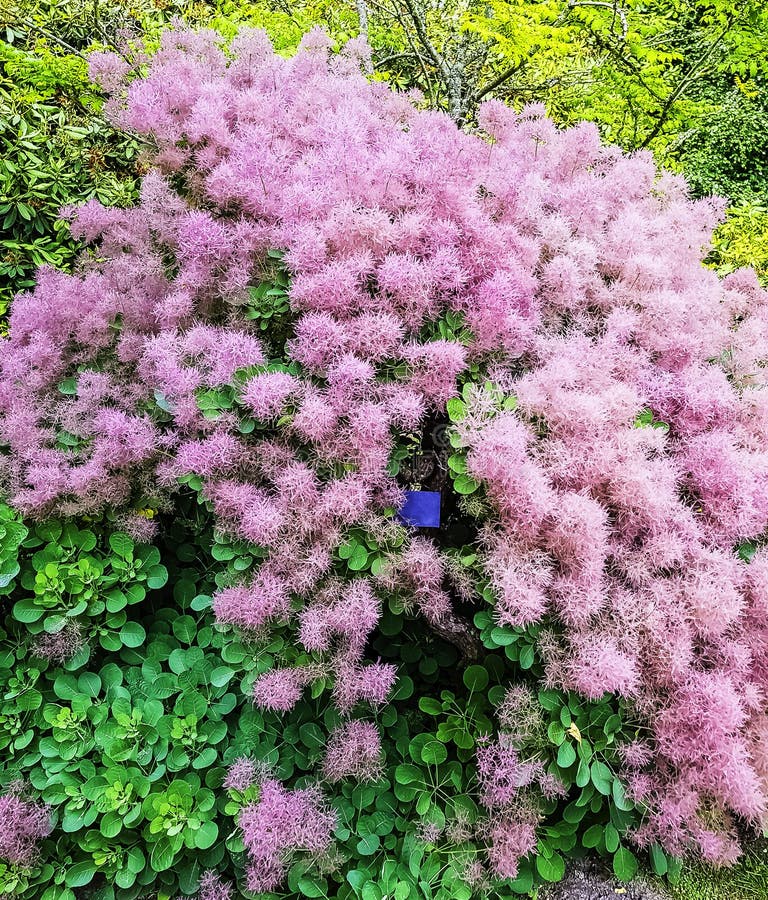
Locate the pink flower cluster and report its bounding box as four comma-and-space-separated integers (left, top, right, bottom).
322, 720, 383, 782
239, 778, 336, 892
450, 114, 768, 859
475, 735, 549, 879
183, 871, 233, 900
1, 23, 767, 872
0, 790, 51, 867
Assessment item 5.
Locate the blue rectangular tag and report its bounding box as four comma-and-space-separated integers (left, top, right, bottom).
397, 490, 441, 528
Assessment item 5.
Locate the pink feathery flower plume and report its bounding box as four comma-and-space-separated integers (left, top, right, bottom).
0, 789, 51, 866
239, 779, 336, 893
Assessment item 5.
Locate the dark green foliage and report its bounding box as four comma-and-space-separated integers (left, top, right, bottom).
0, 39, 139, 319
678, 78, 768, 202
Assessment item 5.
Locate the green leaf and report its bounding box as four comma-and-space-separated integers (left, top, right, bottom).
299, 874, 328, 898
576, 758, 590, 788
418, 697, 443, 715
536, 852, 565, 882
300, 722, 326, 751
612, 776, 635, 811
347, 544, 370, 571
420, 740, 448, 765
195, 820, 218, 849
509, 862, 533, 895
172, 615, 197, 643
120, 622, 146, 648
193, 747, 217, 769
109, 532, 134, 559
394, 764, 423, 785
13, 598, 43, 623
462, 665, 489, 691
77, 672, 101, 697
446, 397, 467, 421
613, 846, 638, 881
210, 666, 235, 687
150, 837, 177, 872
146, 564, 168, 588
518, 643, 535, 669
582, 824, 604, 849
64, 861, 97, 888
556, 741, 577, 768
453, 474, 480, 495
57, 377, 78, 395
547, 722, 566, 746
356, 833, 381, 855
591, 760, 613, 795
650, 843, 668, 876
489, 627, 517, 646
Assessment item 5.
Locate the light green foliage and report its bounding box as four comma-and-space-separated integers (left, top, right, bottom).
11, 522, 166, 658
708, 199, 768, 283
211, 0, 359, 49
665, 840, 768, 900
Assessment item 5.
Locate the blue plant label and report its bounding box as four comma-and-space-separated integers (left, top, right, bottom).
397, 490, 441, 528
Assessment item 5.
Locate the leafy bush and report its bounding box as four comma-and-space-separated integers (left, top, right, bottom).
2, 23, 768, 899
0, 497, 672, 898
708, 198, 768, 284
0, 40, 140, 321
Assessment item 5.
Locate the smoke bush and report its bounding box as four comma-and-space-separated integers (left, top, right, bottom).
2, 22, 768, 883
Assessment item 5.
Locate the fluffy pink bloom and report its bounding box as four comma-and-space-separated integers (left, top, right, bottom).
0, 791, 51, 866
487, 819, 537, 880
299, 580, 380, 653
191, 871, 233, 900
252, 667, 313, 712
224, 758, 259, 792
332, 659, 397, 712
476, 735, 539, 810
242, 372, 300, 419
402, 340, 467, 407
565, 633, 639, 699
31, 622, 85, 664
213, 572, 290, 630
322, 720, 383, 783
239, 779, 336, 893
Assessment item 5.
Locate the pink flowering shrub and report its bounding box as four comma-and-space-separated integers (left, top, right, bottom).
2, 21, 768, 890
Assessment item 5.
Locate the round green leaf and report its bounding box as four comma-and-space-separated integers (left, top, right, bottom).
420, 740, 448, 765
120, 622, 146, 648
64, 861, 97, 888
556, 741, 577, 768
462, 665, 489, 692
195, 820, 218, 849
536, 852, 565, 882
356, 833, 381, 856
172, 615, 197, 644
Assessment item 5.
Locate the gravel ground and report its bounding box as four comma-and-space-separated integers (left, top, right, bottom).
538, 859, 670, 900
